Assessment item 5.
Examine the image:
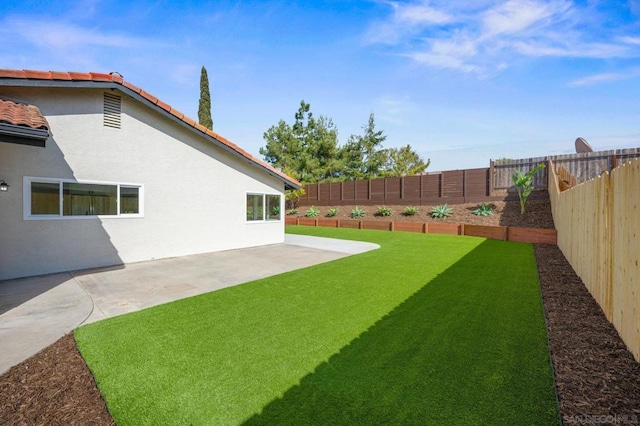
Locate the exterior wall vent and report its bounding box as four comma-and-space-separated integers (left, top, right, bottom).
103, 92, 121, 129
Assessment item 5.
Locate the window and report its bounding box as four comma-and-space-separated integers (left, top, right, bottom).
63, 182, 117, 216
31, 181, 60, 215
246, 193, 281, 222
246, 194, 264, 221
120, 187, 140, 214
25, 177, 143, 219
267, 194, 281, 220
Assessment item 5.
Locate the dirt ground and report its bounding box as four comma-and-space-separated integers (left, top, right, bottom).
1, 198, 638, 425
293, 198, 556, 229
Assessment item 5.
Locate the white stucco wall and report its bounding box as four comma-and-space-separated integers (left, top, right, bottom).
0, 87, 285, 280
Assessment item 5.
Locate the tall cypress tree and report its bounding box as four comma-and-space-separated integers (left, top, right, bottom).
198, 66, 213, 130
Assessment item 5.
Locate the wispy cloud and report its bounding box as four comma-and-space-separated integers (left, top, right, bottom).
365, 0, 640, 75
568, 68, 640, 86
1, 17, 162, 51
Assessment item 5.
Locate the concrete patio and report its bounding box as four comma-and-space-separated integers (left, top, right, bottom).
0, 235, 378, 374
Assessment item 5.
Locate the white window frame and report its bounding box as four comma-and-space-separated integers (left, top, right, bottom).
24, 176, 144, 220
245, 192, 282, 223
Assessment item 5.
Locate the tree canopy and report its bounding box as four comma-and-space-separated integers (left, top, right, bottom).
198, 66, 213, 130
260, 101, 429, 184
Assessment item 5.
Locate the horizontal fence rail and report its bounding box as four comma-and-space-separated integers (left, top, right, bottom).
549, 157, 640, 362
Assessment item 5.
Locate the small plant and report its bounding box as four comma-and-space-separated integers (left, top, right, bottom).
430, 204, 452, 219
326, 207, 339, 217
513, 163, 546, 214
287, 208, 298, 215
350, 206, 365, 219
270, 205, 280, 217
473, 202, 493, 217
403, 206, 419, 216
375, 206, 393, 217
305, 205, 320, 218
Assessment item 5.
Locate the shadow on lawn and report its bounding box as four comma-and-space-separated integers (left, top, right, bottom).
244, 240, 560, 426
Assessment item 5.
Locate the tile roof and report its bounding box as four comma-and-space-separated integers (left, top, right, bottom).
0, 99, 50, 130
0, 69, 301, 189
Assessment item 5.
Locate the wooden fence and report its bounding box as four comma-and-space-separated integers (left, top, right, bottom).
299, 168, 495, 206
549, 157, 640, 361
298, 148, 640, 207
493, 147, 640, 189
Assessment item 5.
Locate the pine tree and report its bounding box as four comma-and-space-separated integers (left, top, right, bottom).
198, 66, 213, 130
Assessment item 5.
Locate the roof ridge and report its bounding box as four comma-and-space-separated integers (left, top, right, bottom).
0, 69, 300, 188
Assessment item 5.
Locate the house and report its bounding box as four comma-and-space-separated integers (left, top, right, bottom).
0, 69, 301, 281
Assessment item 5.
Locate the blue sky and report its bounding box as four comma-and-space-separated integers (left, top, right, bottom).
2, 0, 640, 171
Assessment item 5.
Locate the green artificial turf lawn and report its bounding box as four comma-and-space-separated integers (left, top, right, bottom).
75, 227, 559, 425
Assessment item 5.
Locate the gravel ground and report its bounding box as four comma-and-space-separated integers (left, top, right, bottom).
1, 198, 638, 425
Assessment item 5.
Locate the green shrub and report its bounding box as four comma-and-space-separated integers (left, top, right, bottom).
473, 202, 493, 217
403, 206, 419, 216
512, 163, 546, 214
350, 206, 365, 219
270, 205, 280, 217
326, 207, 339, 217
430, 204, 452, 219
305, 206, 320, 218
375, 206, 393, 217
287, 209, 298, 215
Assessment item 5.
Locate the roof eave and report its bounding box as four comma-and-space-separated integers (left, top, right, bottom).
0, 123, 48, 147
0, 77, 302, 189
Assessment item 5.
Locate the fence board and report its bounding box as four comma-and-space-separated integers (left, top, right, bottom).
329, 182, 341, 202
404, 176, 421, 200
385, 177, 402, 203
465, 168, 490, 199
356, 180, 369, 201
370, 179, 384, 200
343, 181, 355, 201
319, 184, 330, 202
423, 174, 441, 202
442, 170, 464, 199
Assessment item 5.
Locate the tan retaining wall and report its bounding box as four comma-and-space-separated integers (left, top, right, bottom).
285, 218, 556, 245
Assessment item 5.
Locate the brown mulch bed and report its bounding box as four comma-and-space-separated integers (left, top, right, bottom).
0, 333, 114, 425
1, 198, 638, 424
536, 244, 640, 424
295, 198, 556, 229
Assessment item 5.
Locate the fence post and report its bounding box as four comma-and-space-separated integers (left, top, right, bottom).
463, 169, 467, 203
489, 160, 495, 196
